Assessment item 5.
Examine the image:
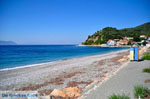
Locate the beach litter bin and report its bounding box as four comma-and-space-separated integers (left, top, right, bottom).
130, 48, 134, 61
134, 47, 139, 61
130, 47, 139, 61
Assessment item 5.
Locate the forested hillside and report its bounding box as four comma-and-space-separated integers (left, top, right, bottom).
82, 22, 150, 45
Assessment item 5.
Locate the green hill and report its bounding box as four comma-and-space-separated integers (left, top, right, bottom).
82, 22, 150, 45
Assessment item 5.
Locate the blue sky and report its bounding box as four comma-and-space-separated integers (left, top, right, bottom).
0, 0, 150, 44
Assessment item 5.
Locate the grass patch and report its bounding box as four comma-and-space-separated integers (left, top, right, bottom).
108, 85, 150, 99
134, 85, 149, 98
108, 94, 130, 99
141, 52, 150, 60
143, 68, 150, 73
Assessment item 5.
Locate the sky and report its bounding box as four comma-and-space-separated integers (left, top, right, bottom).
0, 0, 150, 45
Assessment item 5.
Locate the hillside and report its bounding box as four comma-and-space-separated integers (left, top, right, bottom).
82, 22, 150, 45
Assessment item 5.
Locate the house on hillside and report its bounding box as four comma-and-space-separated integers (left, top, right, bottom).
123, 37, 133, 41
146, 42, 150, 47
107, 40, 116, 46
140, 35, 147, 39
141, 40, 145, 43
116, 39, 128, 46
148, 37, 150, 41
123, 37, 128, 40
126, 37, 133, 40
131, 41, 137, 45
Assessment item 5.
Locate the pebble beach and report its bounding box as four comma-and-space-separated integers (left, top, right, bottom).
0, 49, 130, 96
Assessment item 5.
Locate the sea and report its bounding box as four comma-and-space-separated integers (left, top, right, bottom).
0, 45, 128, 71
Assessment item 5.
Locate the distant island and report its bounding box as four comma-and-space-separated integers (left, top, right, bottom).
82, 22, 150, 46
0, 41, 17, 45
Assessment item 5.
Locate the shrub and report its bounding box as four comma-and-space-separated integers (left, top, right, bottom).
141, 52, 150, 60
143, 68, 150, 73
134, 85, 148, 98
84, 40, 94, 45
108, 94, 130, 99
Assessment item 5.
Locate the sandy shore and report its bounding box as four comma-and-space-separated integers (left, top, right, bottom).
0, 49, 129, 96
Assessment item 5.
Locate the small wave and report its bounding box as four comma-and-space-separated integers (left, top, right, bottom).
0, 48, 128, 71
0, 61, 56, 71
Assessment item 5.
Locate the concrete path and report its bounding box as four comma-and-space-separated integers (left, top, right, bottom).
85, 60, 150, 99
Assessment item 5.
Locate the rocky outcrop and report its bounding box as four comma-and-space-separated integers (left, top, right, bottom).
64, 87, 82, 97
119, 56, 129, 62
50, 89, 67, 97
50, 87, 82, 98
139, 47, 147, 55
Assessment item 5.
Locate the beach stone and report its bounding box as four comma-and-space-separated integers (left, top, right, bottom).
64, 87, 82, 97
127, 55, 130, 58
119, 56, 128, 62
50, 89, 67, 97
139, 50, 143, 55
123, 56, 128, 61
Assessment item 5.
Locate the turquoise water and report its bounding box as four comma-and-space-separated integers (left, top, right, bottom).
0, 45, 128, 70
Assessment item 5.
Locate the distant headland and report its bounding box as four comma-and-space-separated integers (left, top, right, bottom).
0, 41, 17, 45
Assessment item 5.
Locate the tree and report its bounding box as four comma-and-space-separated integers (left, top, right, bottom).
128, 40, 132, 45
146, 33, 150, 38
142, 41, 147, 46
133, 34, 140, 42
95, 36, 102, 44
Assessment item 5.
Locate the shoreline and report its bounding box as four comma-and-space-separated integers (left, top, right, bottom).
0, 48, 127, 72
0, 49, 132, 97
77, 44, 131, 47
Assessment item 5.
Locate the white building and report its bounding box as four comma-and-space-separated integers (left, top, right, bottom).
148, 37, 150, 41
126, 37, 133, 40
146, 43, 150, 47
107, 40, 116, 46
140, 35, 147, 39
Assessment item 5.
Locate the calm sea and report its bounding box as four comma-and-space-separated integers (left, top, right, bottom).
0, 45, 128, 70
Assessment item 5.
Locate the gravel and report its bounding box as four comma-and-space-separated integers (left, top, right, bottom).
84, 60, 150, 99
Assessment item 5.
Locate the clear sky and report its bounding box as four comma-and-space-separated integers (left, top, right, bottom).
0, 0, 150, 45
